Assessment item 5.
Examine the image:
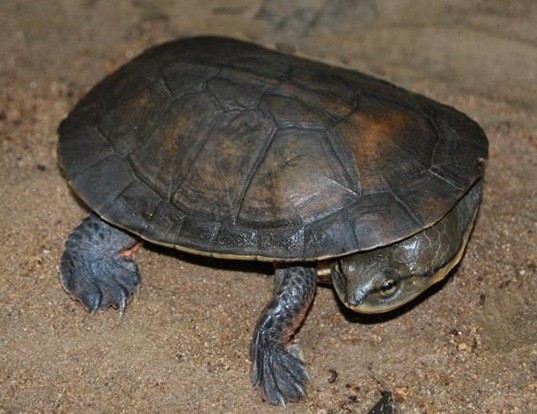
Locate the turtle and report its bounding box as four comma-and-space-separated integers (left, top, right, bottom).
57, 36, 488, 405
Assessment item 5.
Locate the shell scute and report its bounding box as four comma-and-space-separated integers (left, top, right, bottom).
58, 37, 488, 260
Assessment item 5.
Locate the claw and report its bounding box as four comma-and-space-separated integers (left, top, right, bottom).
294, 383, 305, 398
252, 340, 308, 404
60, 215, 141, 313
276, 395, 285, 407
118, 291, 127, 317
133, 284, 141, 300
288, 344, 304, 361
84, 292, 102, 313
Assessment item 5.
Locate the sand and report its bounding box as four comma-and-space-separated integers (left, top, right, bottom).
1, 1, 535, 413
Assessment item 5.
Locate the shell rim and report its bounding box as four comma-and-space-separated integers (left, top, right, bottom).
71, 177, 485, 263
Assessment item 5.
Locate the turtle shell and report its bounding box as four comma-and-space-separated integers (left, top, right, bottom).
58, 36, 488, 261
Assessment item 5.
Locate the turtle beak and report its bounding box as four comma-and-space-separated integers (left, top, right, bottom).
350, 298, 403, 314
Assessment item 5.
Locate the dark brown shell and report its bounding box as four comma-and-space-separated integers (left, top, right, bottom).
58, 36, 488, 260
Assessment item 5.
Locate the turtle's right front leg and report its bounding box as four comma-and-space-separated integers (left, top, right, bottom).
60, 214, 141, 313
251, 265, 317, 405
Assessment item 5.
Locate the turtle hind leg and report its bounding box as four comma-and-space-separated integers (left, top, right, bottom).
60, 214, 141, 313
251, 265, 316, 405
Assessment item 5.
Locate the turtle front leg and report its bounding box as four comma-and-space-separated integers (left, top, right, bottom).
251, 265, 316, 405
60, 214, 141, 313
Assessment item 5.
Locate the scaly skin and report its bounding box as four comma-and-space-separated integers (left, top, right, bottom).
251, 265, 316, 405
62, 216, 318, 404
60, 215, 141, 313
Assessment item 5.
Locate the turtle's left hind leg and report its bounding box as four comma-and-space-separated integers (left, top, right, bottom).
60, 214, 141, 313
251, 265, 316, 405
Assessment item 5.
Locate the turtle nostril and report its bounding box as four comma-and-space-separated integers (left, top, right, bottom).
346, 289, 368, 307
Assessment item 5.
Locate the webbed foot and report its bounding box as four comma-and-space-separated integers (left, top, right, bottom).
251, 336, 307, 405
60, 214, 141, 313
251, 265, 316, 405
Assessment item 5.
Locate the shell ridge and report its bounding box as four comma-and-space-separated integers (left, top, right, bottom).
388, 189, 424, 227
66, 150, 114, 181
157, 66, 176, 97
102, 180, 137, 213
233, 126, 278, 223
95, 124, 118, 153
125, 153, 167, 202
323, 128, 362, 195
124, 99, 176, 160
165, 99, 224, 203
428, 167, 466, 191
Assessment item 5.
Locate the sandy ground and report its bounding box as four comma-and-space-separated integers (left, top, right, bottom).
1, 1, 536, 413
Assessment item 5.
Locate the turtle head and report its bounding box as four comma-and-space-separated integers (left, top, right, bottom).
330, 203, 475, 314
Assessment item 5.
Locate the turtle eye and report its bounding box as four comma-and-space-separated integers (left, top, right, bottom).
379, 278, 399, 297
